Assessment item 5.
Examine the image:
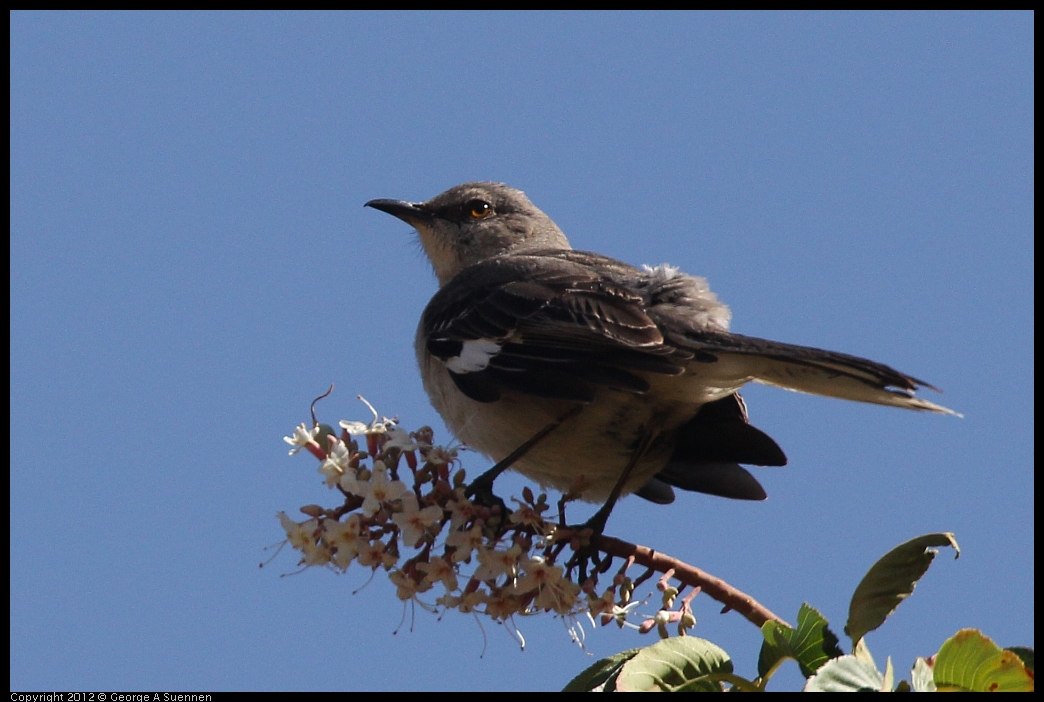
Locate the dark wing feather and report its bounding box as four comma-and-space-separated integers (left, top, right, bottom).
638, 394, 783, 503
670, 393, 787, 467
422, 252, 678, 403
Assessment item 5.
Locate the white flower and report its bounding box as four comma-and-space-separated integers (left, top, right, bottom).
318, 440, 351, 487
473, 543, 523, 582
534, 576, 582, 615
508, 499, 551, 531
437, 590, 486, 614
593, 597, 643, 630
279, 512, 318, 550
484, 591, 525, 621
356, 536, 400, 570
322, 514, 367, 570
386, 426, 428, 452
339, 460, 409, 517
277, 512, 330, 566
339, 395, 395, 435
514, 556, 563, 593
446, 497, 478, 531
389, 569, 433, 601
416, 556, 459, 592
511, 556, 582, 614
391, 499, 444, 548
283, 423, 320, 454
445, 523, 484, 563
425, 443, 461, 467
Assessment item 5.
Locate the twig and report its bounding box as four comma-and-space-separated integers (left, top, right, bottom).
592, 533, 789, 628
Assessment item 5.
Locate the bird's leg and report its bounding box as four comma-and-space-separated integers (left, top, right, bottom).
466, 404, 584, 512
589, 426, 659, 534
568, 427, 659, 582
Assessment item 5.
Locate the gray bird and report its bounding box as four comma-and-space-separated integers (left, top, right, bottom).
366, 182, 955, 517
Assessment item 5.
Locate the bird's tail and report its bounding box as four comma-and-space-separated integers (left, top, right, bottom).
681, 331, 960, 416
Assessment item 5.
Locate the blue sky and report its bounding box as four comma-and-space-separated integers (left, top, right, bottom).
10, 11, 1032, 692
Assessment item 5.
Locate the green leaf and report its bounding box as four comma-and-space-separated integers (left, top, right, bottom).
562, 647, 642, 692
614, 637, 733, 692
846, 532, 959, 645
758, 603, 844, 679
934, 629, 1034, 692
803, 654, 885, 692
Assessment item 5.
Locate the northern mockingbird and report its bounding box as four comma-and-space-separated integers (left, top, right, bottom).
366, 182, 955, 516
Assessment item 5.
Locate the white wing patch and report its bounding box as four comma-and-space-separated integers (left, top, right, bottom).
446, 338, 502, 374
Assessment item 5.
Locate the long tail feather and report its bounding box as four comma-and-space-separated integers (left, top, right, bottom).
680, 331, 960, 416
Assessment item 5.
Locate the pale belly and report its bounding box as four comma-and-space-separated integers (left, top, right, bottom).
419, 355, 747, 502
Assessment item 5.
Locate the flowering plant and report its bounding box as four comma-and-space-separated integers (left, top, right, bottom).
274, 395, 1019, 691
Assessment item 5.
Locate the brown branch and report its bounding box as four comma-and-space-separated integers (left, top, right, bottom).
591, 532, 789, 629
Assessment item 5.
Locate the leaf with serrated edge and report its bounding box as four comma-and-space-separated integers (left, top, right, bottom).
846, 533, 959, 646
758, 603, 844, 679
615, 637, 733, 692
562, 647, 642, 692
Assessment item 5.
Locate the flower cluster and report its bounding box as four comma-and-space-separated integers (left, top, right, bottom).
278, 397, 698, 641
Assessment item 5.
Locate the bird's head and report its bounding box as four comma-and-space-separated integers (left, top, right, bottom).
366, 182, 571, 286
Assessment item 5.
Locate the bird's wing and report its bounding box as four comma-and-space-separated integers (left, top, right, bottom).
421, 252, 686, 403
423, 250, 957, 415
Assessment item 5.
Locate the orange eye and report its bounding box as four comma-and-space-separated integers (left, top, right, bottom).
467, 200, 492, 219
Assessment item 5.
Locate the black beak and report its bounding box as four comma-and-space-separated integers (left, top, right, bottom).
364, 198, 433, 226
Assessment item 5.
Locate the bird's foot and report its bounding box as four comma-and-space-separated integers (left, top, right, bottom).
563, 508, 615, 584
464, 474, 508, 529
